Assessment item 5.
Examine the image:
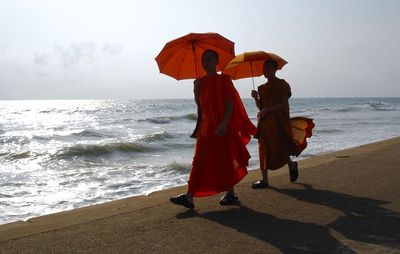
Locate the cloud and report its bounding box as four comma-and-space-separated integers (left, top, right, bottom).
33, 53, 48, 66
54, 41, 96, 68
32, 41, 122, 72
102, 43, 122, 55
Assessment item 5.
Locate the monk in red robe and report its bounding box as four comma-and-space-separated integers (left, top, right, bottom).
170, 50, 256, 209
251, 60, 314, 189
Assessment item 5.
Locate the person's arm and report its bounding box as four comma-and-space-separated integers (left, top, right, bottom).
190, 79, 201, 138
190, 106, 201, 138
215, 99, 233, 136
258, 95, 289, 119
251, 90, 262, 109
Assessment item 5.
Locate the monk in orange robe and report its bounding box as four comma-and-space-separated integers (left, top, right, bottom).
251, 60, 314, 189
170, 50, 256, 209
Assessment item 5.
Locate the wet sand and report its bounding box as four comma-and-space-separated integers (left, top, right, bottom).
1, 137, 399, 253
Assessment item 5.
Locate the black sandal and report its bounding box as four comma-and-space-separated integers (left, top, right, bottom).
170, 194, 194, 209
289, 161, 299, 183
219, 192, 239, 206
252, 180, 269, 189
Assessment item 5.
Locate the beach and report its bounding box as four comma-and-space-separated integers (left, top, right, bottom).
0, 137, 399, 253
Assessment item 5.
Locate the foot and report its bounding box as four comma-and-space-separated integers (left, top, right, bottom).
251, 180, 269, 189
289, 161, 299, 183
219, 192, 239, 206
170, 194, 194, 209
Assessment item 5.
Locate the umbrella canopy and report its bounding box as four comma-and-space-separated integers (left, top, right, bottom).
155, 32, 235, 80
222, 51, 287, 88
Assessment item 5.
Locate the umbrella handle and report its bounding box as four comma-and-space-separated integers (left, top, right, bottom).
250, 61, 255, 90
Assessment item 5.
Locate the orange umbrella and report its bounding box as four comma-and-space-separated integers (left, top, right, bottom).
224, 52, 313, 148
155, 32, 235, 80
222, 51, 287, 89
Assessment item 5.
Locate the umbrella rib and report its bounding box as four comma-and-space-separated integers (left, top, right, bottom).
177, 42, 195, 80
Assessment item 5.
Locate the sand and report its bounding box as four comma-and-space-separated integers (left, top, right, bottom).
0, 137, 399, 253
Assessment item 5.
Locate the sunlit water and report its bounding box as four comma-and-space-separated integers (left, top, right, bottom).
1, 98, 399, 224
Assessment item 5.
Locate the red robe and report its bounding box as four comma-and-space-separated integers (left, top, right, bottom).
188, 74, 257, 197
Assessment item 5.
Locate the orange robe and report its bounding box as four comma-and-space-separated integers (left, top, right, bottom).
258, 78, 314, 170
188, 74, 257, 197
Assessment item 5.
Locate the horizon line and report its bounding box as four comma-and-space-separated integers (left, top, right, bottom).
1, 96, 400, 101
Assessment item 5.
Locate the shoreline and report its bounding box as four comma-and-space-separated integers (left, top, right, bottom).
1, 136, 399, 245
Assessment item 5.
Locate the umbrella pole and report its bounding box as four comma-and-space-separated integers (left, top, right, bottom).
250, 61, 255, 90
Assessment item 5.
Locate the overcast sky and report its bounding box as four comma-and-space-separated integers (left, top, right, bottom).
0, 0, 399, 99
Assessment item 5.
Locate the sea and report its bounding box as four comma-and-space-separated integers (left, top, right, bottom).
1, 97, 399, 225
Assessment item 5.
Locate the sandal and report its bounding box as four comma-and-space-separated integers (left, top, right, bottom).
252, 180, 269, 189
219, 192, 239, 206
170, 194, 194, 209
289, 161, 299, 183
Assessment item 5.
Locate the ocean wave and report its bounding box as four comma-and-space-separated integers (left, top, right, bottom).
0, 136, 30, 145
143, 162, 191, 179
32, 135, 53, 141
314, 129, 344, 134
140, 131, 174, 142
39, 109, 56, 114
318, 107, 357, 113
164, 161, 190, 172
107, 181, 141, 190
367, 102, 396, 111
368, 102, 388, 107
0, 129, 5, 135
0, 152, 9, 158
1, 151, 31, 161
138, 113, 197, 124
10, 151, 31, 160
316, 102, 397, 113
33, 130, 111, 141
71, 130, 108, 138
164, 143, 194, 149
58, 142, 161, 158
145, 162, 191, 176
185, 113, 198, 121
337, 107, 357, 112
139, 116, 171, 124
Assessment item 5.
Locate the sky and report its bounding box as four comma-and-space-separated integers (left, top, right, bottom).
0, 0, 399, 100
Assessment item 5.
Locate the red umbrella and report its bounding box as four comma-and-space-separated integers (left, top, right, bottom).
155, 32, 235, 80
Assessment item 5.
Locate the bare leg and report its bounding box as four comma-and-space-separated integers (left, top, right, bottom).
252, 169, 269, 189
170, 192, 194, 209
185, 192, 193, 203
288, 157, 299, 182
288, 157, 296, 171
261, 169, 269, 184
227, 188, 235, 195
220, 188, 239, 205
